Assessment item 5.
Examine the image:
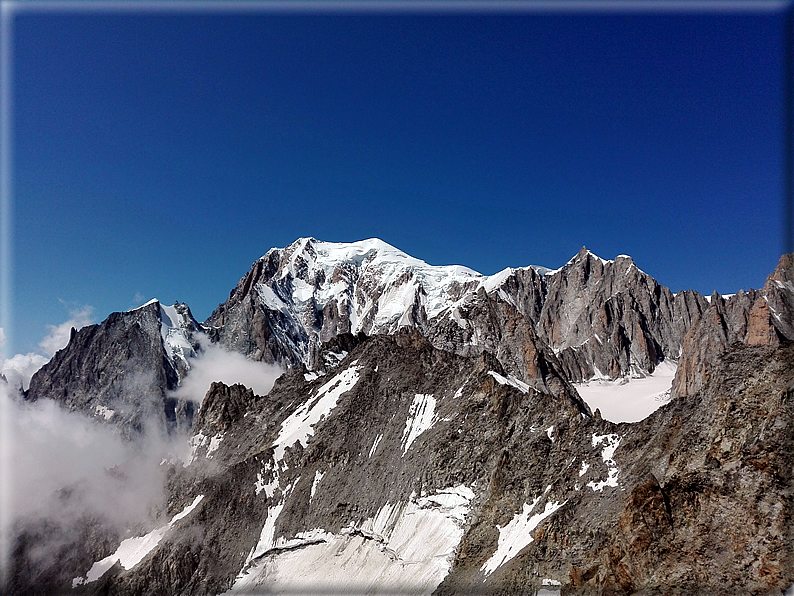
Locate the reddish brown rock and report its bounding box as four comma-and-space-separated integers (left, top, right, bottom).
746, 297, 781, 346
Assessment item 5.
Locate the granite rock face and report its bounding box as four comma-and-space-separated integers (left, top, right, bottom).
534, 248, 709, 382
673, 253, 794, 397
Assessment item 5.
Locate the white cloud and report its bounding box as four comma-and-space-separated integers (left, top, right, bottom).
171, 335, 283, 403
0, 318, 282, 579
1, 353, 48, 391
0, 382, 178, 576
38, 306, 94, 357
0, 307, 96, 391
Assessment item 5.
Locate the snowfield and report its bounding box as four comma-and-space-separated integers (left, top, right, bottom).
575, 360, 676, 423
226, 486, 475, 595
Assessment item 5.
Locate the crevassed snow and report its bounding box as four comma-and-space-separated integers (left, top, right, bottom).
417, 485, 475, 522
575, 360, 676, 423
587, 433, 622, 492
73, 495, 204, 586
401, 394, 437, 454
488, 371, 529, 394
481, 497, 567, 576
273, 362, 362, 462
227, 486, 475, 595
368, 433, 383, 458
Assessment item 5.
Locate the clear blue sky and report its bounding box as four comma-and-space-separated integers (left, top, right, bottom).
6, 3, 789, 356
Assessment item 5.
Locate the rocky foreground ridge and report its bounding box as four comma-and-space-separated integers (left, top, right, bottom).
10, 239, 794, 595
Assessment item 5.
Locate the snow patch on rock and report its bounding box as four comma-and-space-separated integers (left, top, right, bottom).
368, 433, 383, 458
73, 495, 204, 586
273, 362, 362, 462
481, 497, 567, 576
587, 433, 622, 492
94, 404, 115, 420
488, 371, 529, 394
401, 394, 437, 454
310, 470, 324, 501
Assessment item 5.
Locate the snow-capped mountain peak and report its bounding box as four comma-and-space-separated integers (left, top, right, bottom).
262, 237, 484, 321
127, 298, 199, 379
212, 238, 555, 370
208, 238, 701, 384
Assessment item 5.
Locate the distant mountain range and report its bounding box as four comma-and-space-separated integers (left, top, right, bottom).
9, 238, 794, 595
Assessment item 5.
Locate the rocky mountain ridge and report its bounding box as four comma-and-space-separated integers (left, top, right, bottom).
34, 332, 792, 596
27, 238, 702, 437
205, 238, 712, 384
674, 253, 794, 397
12, 239, 794, 595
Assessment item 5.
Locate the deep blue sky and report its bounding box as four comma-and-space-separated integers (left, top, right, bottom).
7, 4, 788, 356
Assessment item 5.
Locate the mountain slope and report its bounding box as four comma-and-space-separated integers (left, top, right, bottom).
62, 333, 794, 595
10, 240, 794, 596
